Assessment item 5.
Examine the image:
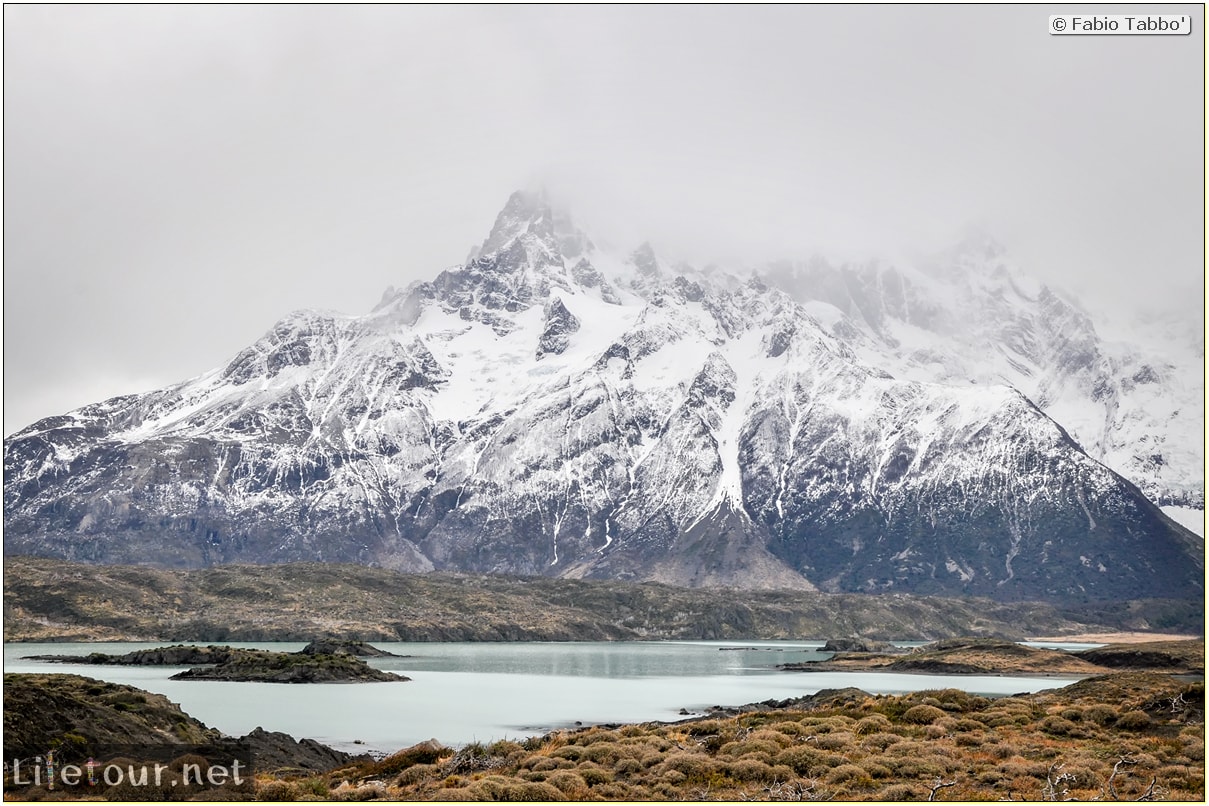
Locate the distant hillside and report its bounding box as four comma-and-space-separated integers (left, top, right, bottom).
4, 557, 1201, 642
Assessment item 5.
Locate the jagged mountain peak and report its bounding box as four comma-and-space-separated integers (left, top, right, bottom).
479, 189, 555, 255
476, 189, 595, 264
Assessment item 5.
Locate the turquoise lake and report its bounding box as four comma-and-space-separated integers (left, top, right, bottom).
3, 640, 1092, 754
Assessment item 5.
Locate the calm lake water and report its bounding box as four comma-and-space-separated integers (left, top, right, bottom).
4, 640, 1090, 754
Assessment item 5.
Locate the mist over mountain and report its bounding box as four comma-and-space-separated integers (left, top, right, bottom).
4, 191, 1202, 606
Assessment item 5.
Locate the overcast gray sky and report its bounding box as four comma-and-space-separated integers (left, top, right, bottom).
4, 4, 1204, 433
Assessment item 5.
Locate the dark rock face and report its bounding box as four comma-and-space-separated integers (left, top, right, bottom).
536, 297, 581, 359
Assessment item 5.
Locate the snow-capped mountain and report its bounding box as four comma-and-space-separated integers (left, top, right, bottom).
4, 191, 1202, 605
761, 237, 1204, 515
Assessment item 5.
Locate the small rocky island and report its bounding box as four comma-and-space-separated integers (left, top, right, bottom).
24, 640, 409, 683
779, 637, 1204, 676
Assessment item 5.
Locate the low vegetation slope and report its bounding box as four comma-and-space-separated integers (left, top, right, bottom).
780, 638, 1205, 676
3, 674, 357, 800
2, 673, 222, 759
264, 672, 1205, 802
4, 557, 1201, 642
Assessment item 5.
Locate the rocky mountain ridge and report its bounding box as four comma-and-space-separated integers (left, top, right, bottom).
4, 191, 1202, 605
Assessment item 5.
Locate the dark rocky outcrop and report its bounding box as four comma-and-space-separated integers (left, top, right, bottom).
536, 296, 580, 359
821, 638, 896, 653
241, 727, 364, 772
26, 644, 235, 666
300, 639, 402, 657
169, 649, 406, 683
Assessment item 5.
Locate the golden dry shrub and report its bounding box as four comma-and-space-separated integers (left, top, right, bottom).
824, 763, 874, 788
717, 739, 781, 758
593, 782, 635, 799
862, 731, 903, 750
1158, 762, 1204, 792
613, 758, 642, 777
1040, 715, 1081, 736
854, 714, 892, 735
799, 716, 852, 733
464, 775, 563, 802
773, 745, 836, 777
748, 728, 794, 748
685, 720, 725, 736
652, 781, 679, 798
504, 781, 564, 801
544, 770, 587, 797
726, 758, 777, 782
578, 767, 612, 787
1083, 703, 1118, 726
550, 745, 585, 762
815, 731, 855, 751
772, 720, 810, 737
255, 779, 298, 801
878, 782, 925, 800
659, 752, 711, 780
954, 732, 983, 747
427, 787, 484, 801
929, 688, 989, 712
531, 757, 575, 772
858, 758, 894, 779
882, 754, 949, 779
581, 742, 624, 765
985, 742, 1016, 760
1115, 710, 1152, 730
330, 781, 386, 801
397, 762, 442, 786
902, 704, 947, 724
